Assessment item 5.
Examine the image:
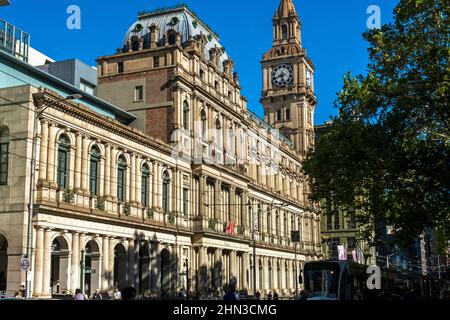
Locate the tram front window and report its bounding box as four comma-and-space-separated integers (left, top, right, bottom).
305, 265, 340, 299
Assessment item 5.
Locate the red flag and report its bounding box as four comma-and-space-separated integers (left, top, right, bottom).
226, 221, 236, 236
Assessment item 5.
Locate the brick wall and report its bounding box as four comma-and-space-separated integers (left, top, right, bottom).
145, 106, 174, 143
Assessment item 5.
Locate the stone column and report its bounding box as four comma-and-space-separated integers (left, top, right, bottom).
127, 240, 135, 287
230, 186, 236, 223
157, 163, 162, 209
81, 135, 90, 191
214, 180, 221, 221
242, 252, 249, 291
199, 175, 207, 218
74, 133, 82, 191
110, 147, 118, 200
152, 161, 158, 208
230, 251, 237, 279
130, 153, 136, 203
33, 228, 44, 296
133, 241, 139, 289
198, 246, 206, 293
71, 232, 80, 292
135, 156, 142, 206
108, 238, 115, 290
263, 257, 269, 292
42, 229, 52, 296
38, 120, 49, 182
214, 249, 222, 289
46, 123, 57, 184
102, 237, 109, 292
104, 144, 111, 197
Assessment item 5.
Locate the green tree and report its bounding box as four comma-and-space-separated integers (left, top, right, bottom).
304, 0, 449, 247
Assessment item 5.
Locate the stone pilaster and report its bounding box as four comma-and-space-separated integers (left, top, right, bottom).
70, 232, 80, 292
38, 120, 49, 182
41, 229, 52, 296
33, 228, 44, 296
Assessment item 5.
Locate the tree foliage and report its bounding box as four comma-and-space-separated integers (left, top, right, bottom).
304, 0, 450, 248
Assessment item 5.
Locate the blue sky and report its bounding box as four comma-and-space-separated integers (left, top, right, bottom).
1, 0, 398, 124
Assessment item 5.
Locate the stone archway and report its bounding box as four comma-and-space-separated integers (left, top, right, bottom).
84, 240, 100, 297
113, 243, 127, 290
0, 234, 8, 291
50, 236, 70, 294
160, 248, 171, 295
139, 245, 150, 293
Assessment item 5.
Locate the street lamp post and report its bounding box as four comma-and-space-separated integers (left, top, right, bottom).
184, 258, 189, 300
25, 93, 82, 299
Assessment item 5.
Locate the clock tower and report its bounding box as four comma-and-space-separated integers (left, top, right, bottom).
261, 0, 317, 156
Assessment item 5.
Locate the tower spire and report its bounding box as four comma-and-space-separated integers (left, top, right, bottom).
275, 0, 298, 19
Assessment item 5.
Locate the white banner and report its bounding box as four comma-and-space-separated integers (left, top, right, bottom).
338, 245, 347, 261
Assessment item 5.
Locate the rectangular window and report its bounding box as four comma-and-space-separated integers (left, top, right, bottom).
327, 214, 333, 230
0, 143, 9, 186
183, 188, 189, 220
286, 108, 291, 121
80, 79, 95, 95
334, 213, 340, 230
347, 215, 357, 229
276, 110, 282, 121
154, 56, 160, 68
134, 85, 144, 102
347, 238, 356, 251
328, 238, 340, 259
118, 61, 124, 74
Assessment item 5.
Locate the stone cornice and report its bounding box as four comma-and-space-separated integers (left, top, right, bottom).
40, 90, 173, 157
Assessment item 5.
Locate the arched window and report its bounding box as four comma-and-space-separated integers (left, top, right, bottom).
200, 109, 207, 138
57, 135, 70, 189
286, 108, 291, 121
162, 171, 170, 213
117, 156, 127, 202
89, 146, 101, 196
132, 40, 140, 52
0, 127, 10, 186
282, 25, 288, 39
168, 34, 176, 45
141, 164, 150, 207
267, 211, 271, 236
183, 101, 190, 131
214, 80, 220, 92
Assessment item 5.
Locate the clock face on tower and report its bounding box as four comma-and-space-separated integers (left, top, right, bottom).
272, 64, 294, 87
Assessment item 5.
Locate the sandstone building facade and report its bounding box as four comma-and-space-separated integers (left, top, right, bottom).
0, 0, 322, 298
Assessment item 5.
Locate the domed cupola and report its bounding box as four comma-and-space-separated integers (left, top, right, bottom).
122, 4, 230, 72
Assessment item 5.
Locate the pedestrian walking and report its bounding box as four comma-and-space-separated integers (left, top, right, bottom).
74, 289, 86, 300
113, 288, 122, 300
92, 289, 103, 300
224, 277, 239, 301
